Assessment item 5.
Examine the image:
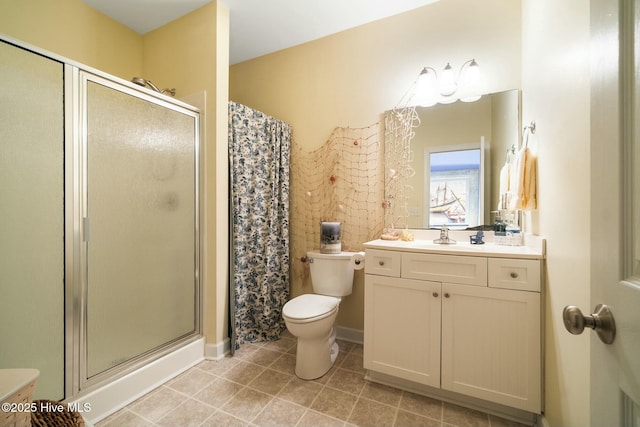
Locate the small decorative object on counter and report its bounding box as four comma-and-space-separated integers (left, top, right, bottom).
401, 228, 415, 242
506, 221, 521, 235
469, 231, 485, 245
495, 232, 524, 246
320, 222, 342, 253
495, 210, 522, 245
380, 228, 401, 240
492, 211, 506, 236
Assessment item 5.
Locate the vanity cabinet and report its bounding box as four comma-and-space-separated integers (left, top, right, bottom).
364, 274, 442, 388
363, 247, 542, 414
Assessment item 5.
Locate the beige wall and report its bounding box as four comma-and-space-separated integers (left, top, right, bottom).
230, 0, 521, 329
0, 0, 228, 350
143, 4, 216, 99
0, 0, 142, 80
521, 1, 591, 426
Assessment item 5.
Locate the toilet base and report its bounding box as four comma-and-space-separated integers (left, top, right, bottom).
294, 328, 339, 380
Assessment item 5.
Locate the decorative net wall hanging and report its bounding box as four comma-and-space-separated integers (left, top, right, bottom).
290, 123, 384, 281
383, 105, 420, 231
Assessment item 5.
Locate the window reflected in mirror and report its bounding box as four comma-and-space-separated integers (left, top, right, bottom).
426, 145, 483, 229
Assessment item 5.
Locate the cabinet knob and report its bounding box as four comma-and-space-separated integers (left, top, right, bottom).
444, 293, 450, 298
378, 260, 385, 266
510, 272, 519, 278
432, 292, 439, 298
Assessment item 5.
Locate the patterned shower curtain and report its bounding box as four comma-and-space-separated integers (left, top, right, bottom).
229, 101, 291, 351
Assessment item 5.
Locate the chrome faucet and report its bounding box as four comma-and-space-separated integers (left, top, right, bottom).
434, 224, 456, 244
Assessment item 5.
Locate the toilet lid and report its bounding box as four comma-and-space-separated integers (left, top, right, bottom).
282, 294, 339, 320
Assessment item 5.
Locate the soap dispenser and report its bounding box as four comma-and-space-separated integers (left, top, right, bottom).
492, 211, 506, 236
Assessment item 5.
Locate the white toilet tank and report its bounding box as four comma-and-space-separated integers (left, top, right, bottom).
307, 251, 356, 297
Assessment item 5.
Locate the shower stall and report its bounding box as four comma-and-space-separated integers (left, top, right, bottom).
0, 37, 202, 418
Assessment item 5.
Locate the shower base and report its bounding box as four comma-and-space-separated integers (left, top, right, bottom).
66, 337, 204, 424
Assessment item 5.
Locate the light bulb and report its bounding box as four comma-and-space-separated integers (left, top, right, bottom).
439, 63, 457, 96
415, 67, 438, 106
465, 59, 481, 87
460, 59, 481, 102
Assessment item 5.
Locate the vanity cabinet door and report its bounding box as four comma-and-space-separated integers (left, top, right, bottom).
364, 275, 441, 388
440, 284, 541, 413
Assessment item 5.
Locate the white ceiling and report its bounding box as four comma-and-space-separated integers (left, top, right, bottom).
83, 0, 439, 65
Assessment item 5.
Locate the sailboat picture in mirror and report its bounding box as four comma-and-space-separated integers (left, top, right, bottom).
427, 147, 482, 228
384, 89, 520, 230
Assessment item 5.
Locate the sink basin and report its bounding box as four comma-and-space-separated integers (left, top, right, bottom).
433, 239, 457, 245
411, 240, 475, 251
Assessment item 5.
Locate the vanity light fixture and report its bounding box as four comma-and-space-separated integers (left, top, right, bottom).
414, 59, 481, 107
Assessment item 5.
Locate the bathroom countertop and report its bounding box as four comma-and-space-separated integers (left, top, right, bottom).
364, 231, 545, 259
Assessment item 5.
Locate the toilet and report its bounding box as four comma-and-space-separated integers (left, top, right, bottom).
282, 250, 356, 380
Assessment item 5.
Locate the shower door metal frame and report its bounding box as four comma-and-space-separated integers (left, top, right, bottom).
65, 68, 203, 398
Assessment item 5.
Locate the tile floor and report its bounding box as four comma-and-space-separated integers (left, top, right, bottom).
96, 331, 529, 427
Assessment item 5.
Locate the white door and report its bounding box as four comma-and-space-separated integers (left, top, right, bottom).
583, 0, 640, 425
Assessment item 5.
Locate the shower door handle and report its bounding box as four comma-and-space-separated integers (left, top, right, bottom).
83, 217, 90, 242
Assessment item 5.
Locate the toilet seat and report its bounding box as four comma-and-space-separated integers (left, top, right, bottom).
282, 294, 340, 323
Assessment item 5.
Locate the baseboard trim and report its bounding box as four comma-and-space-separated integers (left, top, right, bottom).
205, 337, 230, 360
335, 325, 363, 344
538, 414, 549, 427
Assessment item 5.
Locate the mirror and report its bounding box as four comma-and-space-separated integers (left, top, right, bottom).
384, 89, 520, 229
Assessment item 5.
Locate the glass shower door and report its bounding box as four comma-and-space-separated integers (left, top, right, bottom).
83, 75, 199, 381
0, 40, 64, 400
